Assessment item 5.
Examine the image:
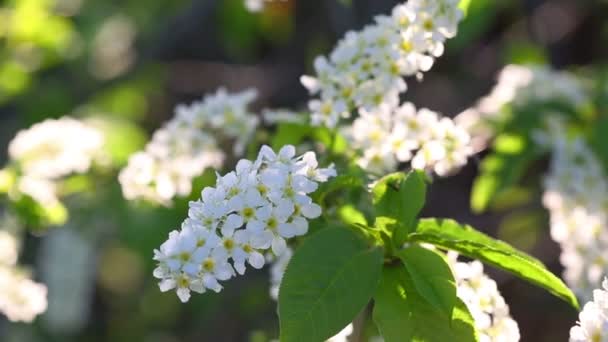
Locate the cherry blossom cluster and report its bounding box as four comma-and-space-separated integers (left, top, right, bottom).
345, 102, 473, 176
450, 255, 521, 342
540, 122, 608, 301
5, 117, 105, 205
456, 65, 587, 150
119, 88, 259, 205
153, 145, 336, 302
301, 0, 463, 128
0, 217, 47, 323
569, 278, 608, 342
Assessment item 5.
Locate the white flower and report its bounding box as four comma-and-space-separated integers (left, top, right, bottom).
119, 88, 257, 205
302, 0, 463, 128
570, 278, 608, 342
347, 101, 473, 177
8, 117, 104, 180
449, 254, 521, 342
0, 265, 48, 323
455, 64, 588, 151
327, 323, 354, 342
541, 123, 608, 301
153, 145, 335, 302
0, 229, 19, 266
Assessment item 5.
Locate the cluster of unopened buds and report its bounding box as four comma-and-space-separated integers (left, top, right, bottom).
346, 101, 473, 176
119, 88, 258, 205
301, 0, 463, 128
153, 145, 336, 302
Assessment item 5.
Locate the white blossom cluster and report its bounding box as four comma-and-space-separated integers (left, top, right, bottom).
153, 145, 336, 302
450, 256, 521, 342
6, 117, 104, 204
0, 265, 48, 323
456, 65, 587, 151
540, 122, 608, 301
0, 217, 47, 323
345, 102, 473, 176
301, 0, 463, 128
119, 88, 259, 205
569, 278, 608, 342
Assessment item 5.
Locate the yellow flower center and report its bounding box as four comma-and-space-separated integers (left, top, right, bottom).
179, 252, 191, 262
177, 275, 190, 288
223, 238, 235, 250
243, 207, 255, 219
202, 258, 215, 272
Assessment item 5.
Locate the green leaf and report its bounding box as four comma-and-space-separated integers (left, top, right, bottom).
271, 123, 312, 150
279, 227, 384, 342
337, 204, 368, 226
471, 134, 540, 213
409, 218, 579, 309
373, 265, 478, 342
458, 0, 473, 16
398, 246, 457, 318
372, 171, 426, 245
314, 174, 365, 208
588, 116, 608, 173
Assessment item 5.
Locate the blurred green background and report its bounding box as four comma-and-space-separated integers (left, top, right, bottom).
1, 0, 608, 341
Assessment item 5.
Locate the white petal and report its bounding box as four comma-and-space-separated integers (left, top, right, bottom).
272, 237, 287, 256
222, 214, 243, 236
278, 223, 298, 239
159, 279, 176, 292
234, 261, 247, 275
249, 252, 265, 269
202, 275, 222, 293
302, 203, 322, 219
250, 231, 274, 249
177, 288, 191, 302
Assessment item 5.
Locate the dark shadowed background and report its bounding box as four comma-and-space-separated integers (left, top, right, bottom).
1, 0, 607, 341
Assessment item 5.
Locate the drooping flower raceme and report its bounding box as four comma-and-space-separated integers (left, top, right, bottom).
153, 145, 335, 302
450, 255, 521, 342
345, 102, 473, 176
455, 64, 588, 151
540, 122, 608, 301
0, 216, 47, 323
0, 265, 48, 323
301, 0, 463, 128
8, 117, 105, 180
6, 117, 105, 205
569, 278, 608, 342
119, 88, 259, 205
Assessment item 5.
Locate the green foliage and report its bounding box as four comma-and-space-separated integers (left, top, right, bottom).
271, 122, 312, 150
372, 171, 427, 246
373, 265, 478, 342
398, 246, 458, 318
588, 115, 608, 172
12, 194, 68, 230
471, 134, 540, 213
87, 116, 148, 167
409, 218, 579, 309
278, 227, 383, 342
